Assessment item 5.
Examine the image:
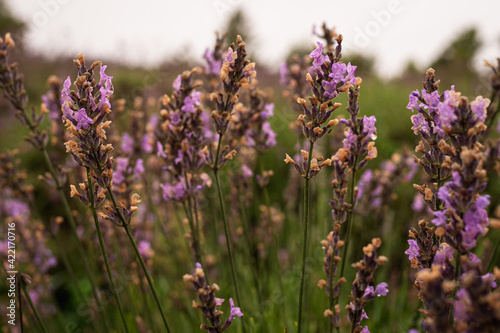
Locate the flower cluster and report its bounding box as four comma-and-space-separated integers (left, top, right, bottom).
183, 263, 243, 332
454, 258, 500, 331
0, 33, 48, 149
210, 35, 256, 136
62, 55, 138, 226
155, 68, 212, 204
337, 82, 378, 171
346, 238, 388, 333
229, 87, 277, 153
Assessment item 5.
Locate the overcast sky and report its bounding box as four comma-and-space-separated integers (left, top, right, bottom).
5, 0, 500, 77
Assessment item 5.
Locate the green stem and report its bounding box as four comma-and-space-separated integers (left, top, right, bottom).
19, 273, 48, 333
335, 156, 358, 328
214, 168, 245, 332
182, 202, 202, 264
87, 169, 130, 333
297, 141, 315, 333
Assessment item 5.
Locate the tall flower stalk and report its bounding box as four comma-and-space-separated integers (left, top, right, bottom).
405, 68, 496, 331
284, 35, 358, 332
204, 35, 256, 331
62, 55, 171, 332
0, 33, 111, 330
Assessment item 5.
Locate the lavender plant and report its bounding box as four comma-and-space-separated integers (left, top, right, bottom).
62, 54, 171, 332
406, 68, 499, 331
183, 263, 243, 332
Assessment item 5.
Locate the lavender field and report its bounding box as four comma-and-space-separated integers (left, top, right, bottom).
1, 2, 500, 333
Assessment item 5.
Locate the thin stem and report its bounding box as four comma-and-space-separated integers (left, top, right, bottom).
104, 185, 172, 333
214, 168, 245, 332
123, 224, 172, 333
19, 273, 48, 333
297, 140, 315, 333
87, 169, 130, 333
182, 201, 202, 264
335, 156, 358, 329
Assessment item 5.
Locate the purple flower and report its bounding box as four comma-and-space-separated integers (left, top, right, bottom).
405, 240, 420, 260
411, 194, 425, 212
432, 210, 447, 226
406, 90, 420, 111
173, 75, 181, 92
61, 76, 71, 102
262, 122, 277, 148
121, 132, 134, 155
454, 288, 469, 322
309, 42, 329, 73
138, 241, 153, 258
114, 157, 129, 184
356, 170, 373, 201
3, 199, 29, 218
161, 181, 187, 201
224, 47, 237, 64
203, 48, 222, 75
262, 103, 274, 119
375, 282, 389, 296
74, 108, 94, 130
361, 327, 370, 333
134, 159, 144, 178
215, 298, 224, 306
141, 135, 153, 154
362, 115, 377, 140
433, 243, 454, 265
322, 80, 339, 100
241, 165, 253, 178
363, 282, 388, 301
410, 113, 431, 136
470, 96, 489, 124
181, 91, 201, 113
157, 141, 167, 158
228, 298, 243, 320
279, 62, 289, 85
99, 65, 113, 88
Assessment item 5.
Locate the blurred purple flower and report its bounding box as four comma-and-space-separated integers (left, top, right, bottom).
74, 108, 94, 130
405, 240, 420, 260
121, 132, 134, 155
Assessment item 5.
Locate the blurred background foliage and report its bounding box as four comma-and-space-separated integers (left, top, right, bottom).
1, 2, 499, 332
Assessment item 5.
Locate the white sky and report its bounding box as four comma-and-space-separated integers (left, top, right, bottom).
5, 0, 500, 77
